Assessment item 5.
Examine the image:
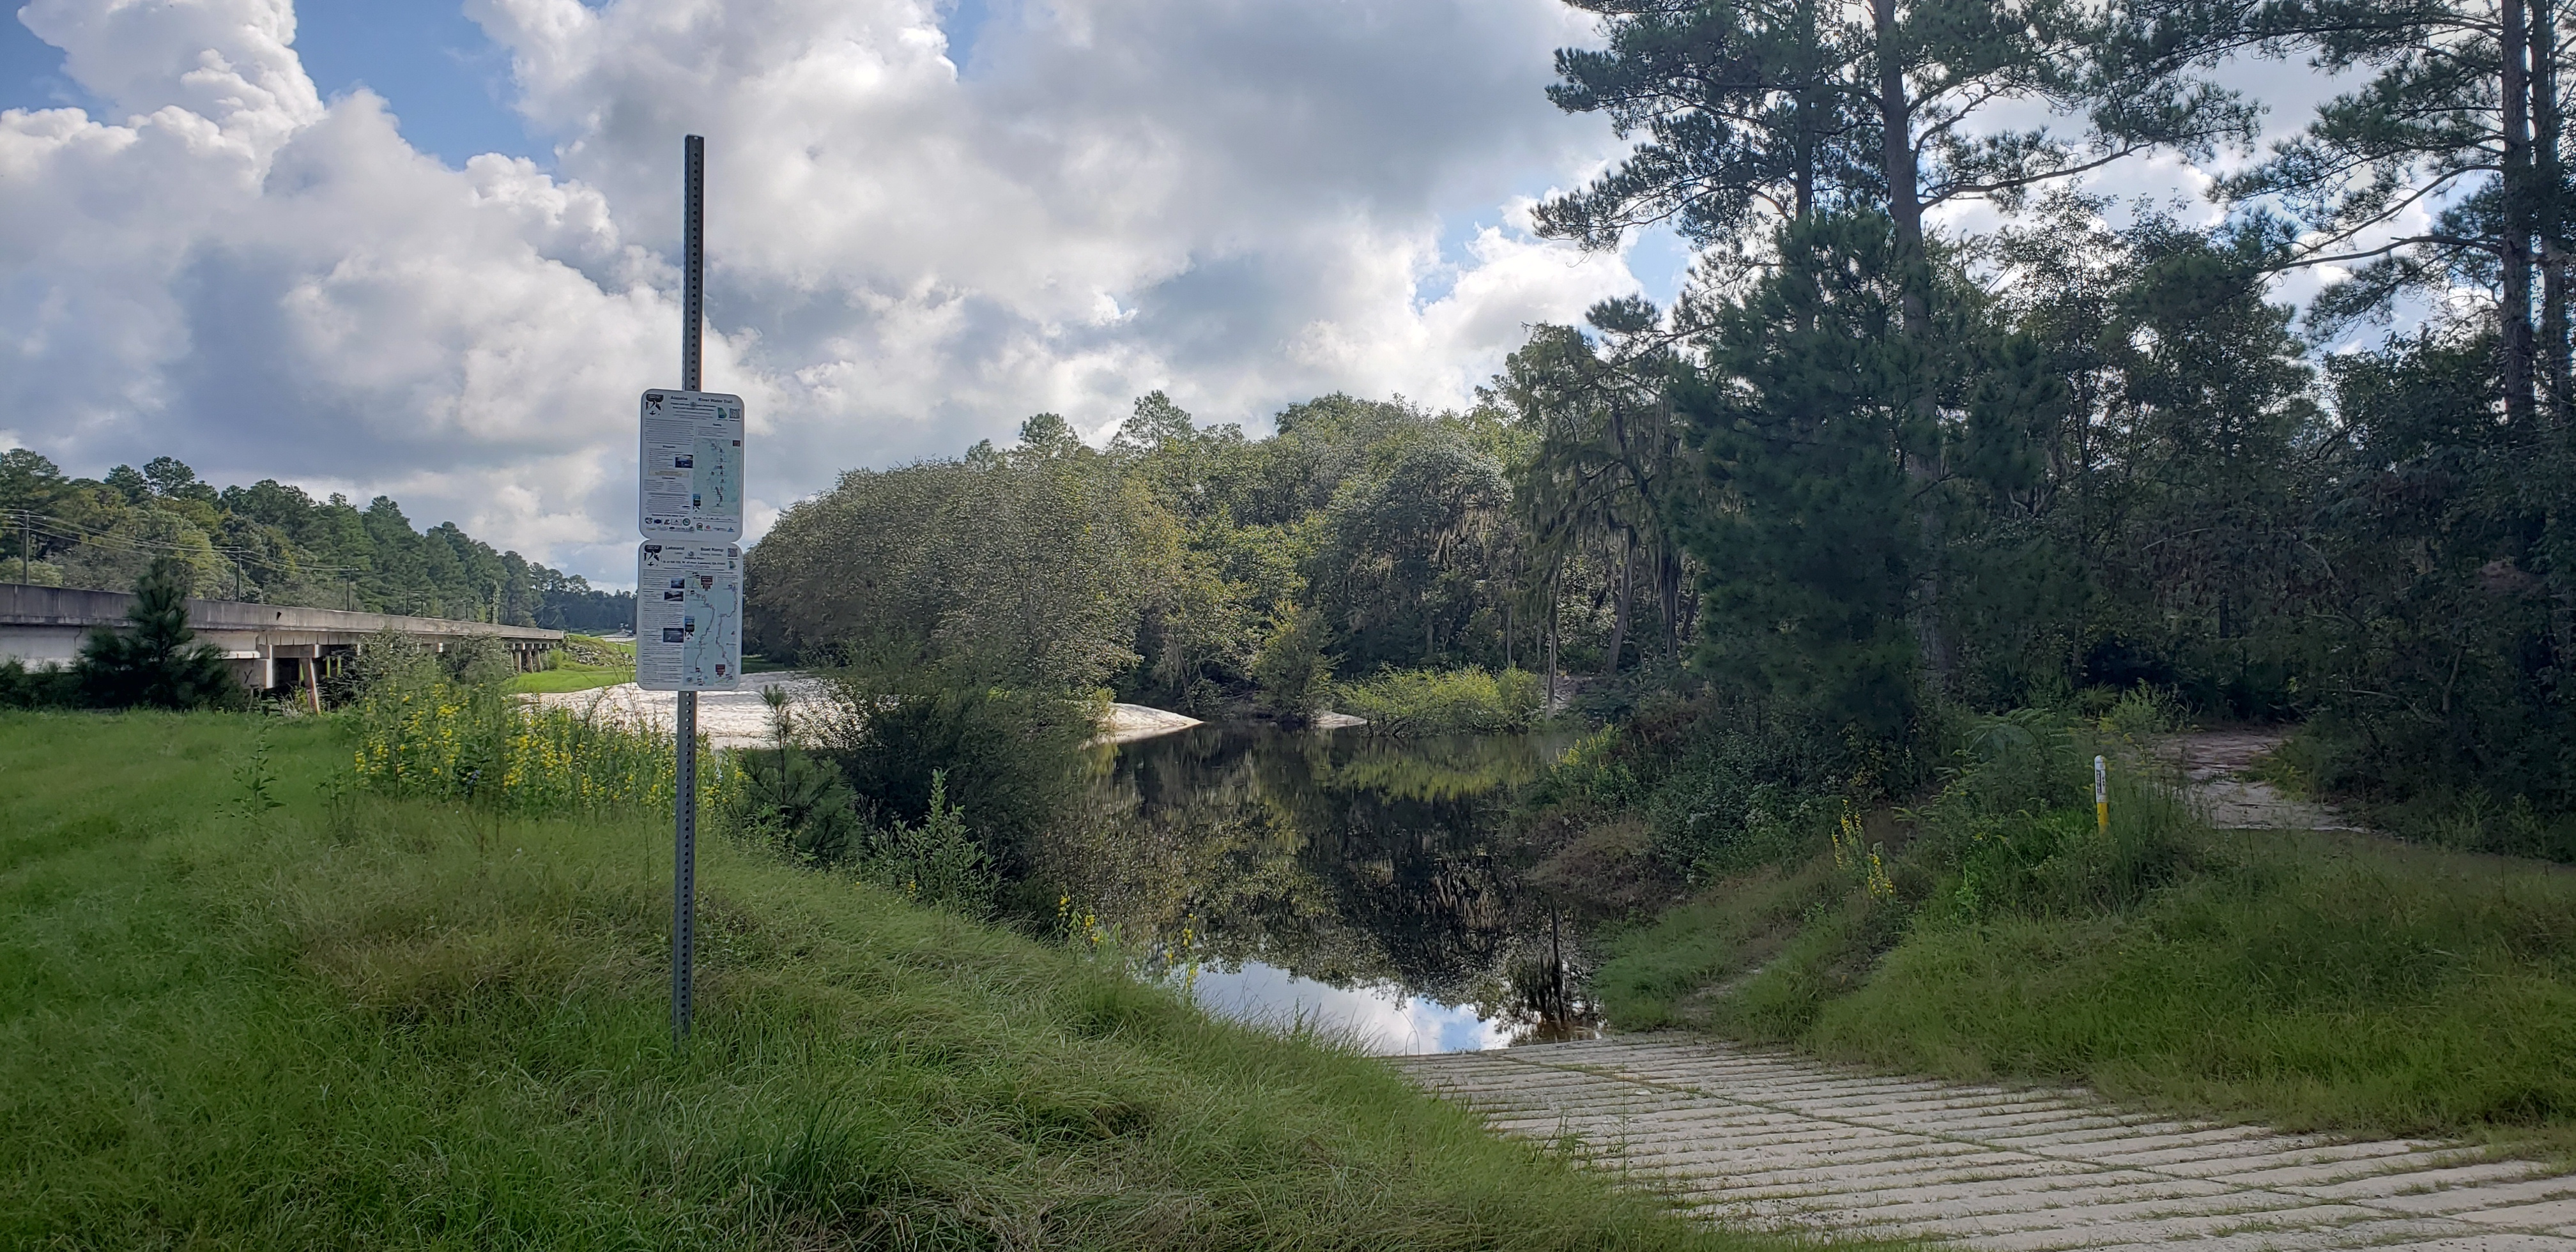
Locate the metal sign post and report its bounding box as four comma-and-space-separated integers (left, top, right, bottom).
635, 134, 746, 1042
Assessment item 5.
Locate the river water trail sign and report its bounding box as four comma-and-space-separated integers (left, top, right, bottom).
634, 542, 742, 691
638, 390, 746, 538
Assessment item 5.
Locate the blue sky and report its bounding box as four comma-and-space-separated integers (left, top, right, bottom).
6, 2, 542, 164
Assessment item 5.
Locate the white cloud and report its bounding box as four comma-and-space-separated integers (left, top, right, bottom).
12, 1, 2400, 585
6, 0, 1636, 583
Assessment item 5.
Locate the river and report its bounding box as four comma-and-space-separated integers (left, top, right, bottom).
1040, 721, 1602, 1054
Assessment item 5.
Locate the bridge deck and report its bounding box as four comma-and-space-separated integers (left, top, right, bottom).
1, 582, 564, 690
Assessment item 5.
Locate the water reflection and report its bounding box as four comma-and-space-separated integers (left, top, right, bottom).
1183, 961, 1512, 1055
1040, 722, 1602, 1053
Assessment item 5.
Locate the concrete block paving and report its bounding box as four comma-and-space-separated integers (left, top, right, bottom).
1394, 1037, 2576, 1250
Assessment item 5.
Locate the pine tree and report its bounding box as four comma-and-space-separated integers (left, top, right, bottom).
77, 557, 240, 710
1543, 0, 2256, 691
1675, 212, 1982, 736
2232, 0, 2572, 425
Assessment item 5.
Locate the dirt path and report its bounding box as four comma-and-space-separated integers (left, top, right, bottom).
2158, 728, 2361, 832
1399, 1036, 2576, 1249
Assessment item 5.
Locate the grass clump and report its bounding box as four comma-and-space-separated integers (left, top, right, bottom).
0, 711, 1806, 1250
1590, 710, 2576, 1157
1334, 666, 1544, 737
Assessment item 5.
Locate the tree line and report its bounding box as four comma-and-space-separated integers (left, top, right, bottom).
1519, 0, 2576, 825
754, 0, 2576, 841
0, 450, 632, 632
748, 395, 1576, 716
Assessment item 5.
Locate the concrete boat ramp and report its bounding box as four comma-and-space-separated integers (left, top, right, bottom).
1398, 1036, 2576, 1250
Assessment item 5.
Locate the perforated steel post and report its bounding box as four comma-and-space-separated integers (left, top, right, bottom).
672, 134, 705, 1043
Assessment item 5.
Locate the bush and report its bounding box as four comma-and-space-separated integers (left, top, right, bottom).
0, 658, 77, 709
1516, 689, 1867, 885
1903, 710, 2195, 921
1249, 602, 1333, 721
727, 744, 867, 864
433, 632, 521, 688
860, 770, 996, 913
814, 657, 1094, 876
1332, 666, 1542, 737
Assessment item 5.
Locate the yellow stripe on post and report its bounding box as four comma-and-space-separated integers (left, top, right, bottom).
2094, 754, 2109, 834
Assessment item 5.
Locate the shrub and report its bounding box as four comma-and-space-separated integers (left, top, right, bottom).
813, 656, 1094, 869
0, 658, 77, 709
1907, 711, 2196, 921
1516, 689, 1864, 883
725, 685, 866, 864
861, 770, 996, 913
1249, 602, 1334, 721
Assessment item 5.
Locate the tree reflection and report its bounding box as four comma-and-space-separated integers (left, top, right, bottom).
1037, 724, 1600, 1042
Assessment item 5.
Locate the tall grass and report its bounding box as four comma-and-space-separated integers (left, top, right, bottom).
1591, 709, 2576, 1156
1334, 666, 1544, 737
0, 711, 1816, 1249
350, 673, 730, 815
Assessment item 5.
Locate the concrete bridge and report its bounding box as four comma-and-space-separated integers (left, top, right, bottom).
0, 583, 564, 694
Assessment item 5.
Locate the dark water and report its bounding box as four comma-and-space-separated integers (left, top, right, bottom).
1041, 722, 1601, 1053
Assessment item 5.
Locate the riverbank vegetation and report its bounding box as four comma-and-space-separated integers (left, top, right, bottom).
1588, 719, 2576, 1157
1334, 667, 1545, 737
776, 0, 2576, 1161
1477, 0, 2576, 1157
0, 710, 1818, 1250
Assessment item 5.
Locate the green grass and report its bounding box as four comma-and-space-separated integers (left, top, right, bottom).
503, 633, 640, 694
0, 711, 1821, 1250
1595, 812, 2576, 1158
501, 663, 635, 694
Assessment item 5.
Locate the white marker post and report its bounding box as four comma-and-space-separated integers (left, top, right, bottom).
634, 135, 743, 1043
2095, 754, 2109, 834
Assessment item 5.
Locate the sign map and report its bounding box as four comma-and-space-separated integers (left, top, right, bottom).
634, 543, 742, 691
638, 389, 746, 538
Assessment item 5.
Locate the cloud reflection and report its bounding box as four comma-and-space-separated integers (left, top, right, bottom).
1183, 959, 1512, 1055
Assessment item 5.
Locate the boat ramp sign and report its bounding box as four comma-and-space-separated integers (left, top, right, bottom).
634, 542, 742, 692
638, 390, 745, 538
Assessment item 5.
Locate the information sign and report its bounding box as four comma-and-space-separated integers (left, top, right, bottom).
638, 390, 746, 538
634, 542, 742, 691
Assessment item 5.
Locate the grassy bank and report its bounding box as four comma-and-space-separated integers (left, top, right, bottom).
0, 711, 1809, 1250
503, 633, 636, 696
1590, 756, 2576, 1158
1333, 667, 1544, 737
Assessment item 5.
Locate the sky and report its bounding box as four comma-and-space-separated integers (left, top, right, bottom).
1, 0, 2399, 587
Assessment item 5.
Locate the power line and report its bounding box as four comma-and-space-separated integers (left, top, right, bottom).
1, 508, 372, 576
